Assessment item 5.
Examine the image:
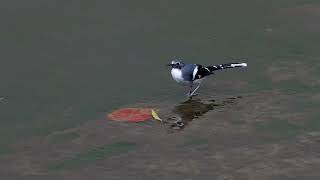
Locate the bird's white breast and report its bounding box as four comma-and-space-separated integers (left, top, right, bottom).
171, 68, 187, 84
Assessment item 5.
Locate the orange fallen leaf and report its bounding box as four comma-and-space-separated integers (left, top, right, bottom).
107, 108, 153, 122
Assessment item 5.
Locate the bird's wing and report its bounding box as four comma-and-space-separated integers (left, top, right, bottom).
192, 65, 213, 80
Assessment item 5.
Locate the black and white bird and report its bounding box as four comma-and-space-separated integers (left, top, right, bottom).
167, 60, 247, 97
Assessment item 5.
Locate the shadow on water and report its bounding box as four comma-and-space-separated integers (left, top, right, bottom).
167, 96, 241, 130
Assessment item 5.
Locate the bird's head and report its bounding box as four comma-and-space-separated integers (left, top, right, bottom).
167, 60, 185, 69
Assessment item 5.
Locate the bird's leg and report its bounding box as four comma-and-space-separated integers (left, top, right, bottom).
189, 83, 201, 97
189, 84, 193, 95
187, 84, 193, 97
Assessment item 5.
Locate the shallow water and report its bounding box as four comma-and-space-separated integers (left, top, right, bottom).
1, 0, 320, 179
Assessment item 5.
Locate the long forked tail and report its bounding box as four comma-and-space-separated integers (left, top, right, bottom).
206, 62, 247, 72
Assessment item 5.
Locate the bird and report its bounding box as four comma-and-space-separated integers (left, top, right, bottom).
167, 60, 247, 97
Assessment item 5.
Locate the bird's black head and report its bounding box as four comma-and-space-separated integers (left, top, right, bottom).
167, 60, 185, 69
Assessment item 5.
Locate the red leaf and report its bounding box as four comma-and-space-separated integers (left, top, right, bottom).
107, 108, 152, 122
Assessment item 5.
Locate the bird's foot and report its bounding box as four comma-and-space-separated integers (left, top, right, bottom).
187, 93, 198, 98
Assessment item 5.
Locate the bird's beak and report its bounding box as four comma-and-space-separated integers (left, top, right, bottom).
166, 63, 172, 67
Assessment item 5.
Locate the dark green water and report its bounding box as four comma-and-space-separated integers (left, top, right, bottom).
1, 0, 320, 179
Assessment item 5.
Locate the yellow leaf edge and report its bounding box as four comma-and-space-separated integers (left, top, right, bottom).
151, 109, 162, 122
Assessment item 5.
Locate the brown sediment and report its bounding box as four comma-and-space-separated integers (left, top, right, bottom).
1, 91, 319, 179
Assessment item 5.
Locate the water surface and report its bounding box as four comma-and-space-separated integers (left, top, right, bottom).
1, 0, 320, 179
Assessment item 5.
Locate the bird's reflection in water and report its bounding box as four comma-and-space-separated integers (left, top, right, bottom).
168, 96, 241, 130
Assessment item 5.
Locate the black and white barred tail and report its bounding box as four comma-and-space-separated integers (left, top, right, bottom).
193, 62, 247, 80
207, 62, 247, 71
